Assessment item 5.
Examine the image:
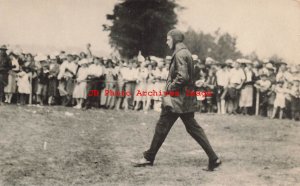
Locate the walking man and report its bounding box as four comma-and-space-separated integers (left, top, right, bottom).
134, 29, 221, 171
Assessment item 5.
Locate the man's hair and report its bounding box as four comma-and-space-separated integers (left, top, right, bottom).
167, 29, 184, 43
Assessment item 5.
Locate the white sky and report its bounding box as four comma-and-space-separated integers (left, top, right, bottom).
0, 0, 299, 64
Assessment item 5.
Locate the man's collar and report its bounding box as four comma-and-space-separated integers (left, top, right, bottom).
171, 42, 187, 59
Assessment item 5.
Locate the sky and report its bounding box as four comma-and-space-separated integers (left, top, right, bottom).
0, 0, 299, 64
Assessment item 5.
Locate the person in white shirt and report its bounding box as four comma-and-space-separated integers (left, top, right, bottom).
123, 60, 138, 110
215, 63, 230, 114
84, 57, 104, 109
227, 60, 246, 114
57, 54, 78, 106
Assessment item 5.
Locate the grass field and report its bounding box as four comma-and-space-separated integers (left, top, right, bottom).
0, 105, 299, 186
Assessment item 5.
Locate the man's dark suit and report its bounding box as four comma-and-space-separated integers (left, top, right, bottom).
143, 42, 218, 163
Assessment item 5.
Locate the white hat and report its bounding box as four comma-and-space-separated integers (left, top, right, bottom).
192, 54, 198, 61
206, 57, 214, 62
78, 59, 89, 65
165, 56, 172, 60
35, 54, 47, 61
137, 51, 145, 62
253, 61, 260, 67
291, 66, 298, 73
242, 59, 252, 64
49, 54, 56, 60
263, 58, 269, 64
150, 56, 162, 63
266, 63, 274, 69
225, 59, 233, 64
59, 53, 67, 59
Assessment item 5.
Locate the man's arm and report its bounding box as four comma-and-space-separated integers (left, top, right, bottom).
168, 53, 189, 90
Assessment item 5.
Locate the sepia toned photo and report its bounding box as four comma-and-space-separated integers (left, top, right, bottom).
0, 0, 299, 185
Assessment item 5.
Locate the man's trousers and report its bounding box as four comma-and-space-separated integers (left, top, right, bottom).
143, 107, 218, 162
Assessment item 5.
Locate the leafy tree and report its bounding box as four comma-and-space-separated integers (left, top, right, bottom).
184, 28, 242, 62
104, 0, 180, 59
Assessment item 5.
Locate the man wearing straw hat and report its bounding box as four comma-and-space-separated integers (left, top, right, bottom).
134, 29, 221, 171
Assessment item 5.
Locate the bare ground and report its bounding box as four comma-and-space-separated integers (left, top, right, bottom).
0, 105, 299, 186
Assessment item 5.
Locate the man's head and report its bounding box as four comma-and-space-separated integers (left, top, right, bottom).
167, 29, 184, 50
0, 45, 7, 55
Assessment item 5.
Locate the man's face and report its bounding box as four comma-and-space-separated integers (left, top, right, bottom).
166, 36, 173, 49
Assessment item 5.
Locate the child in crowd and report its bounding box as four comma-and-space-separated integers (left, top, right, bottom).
17, 66, 31, 105
254, 74, 272, 116
271, 81, 285, 119
36, 63, 49, 106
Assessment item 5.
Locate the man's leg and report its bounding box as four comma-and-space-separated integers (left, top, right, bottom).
143, 108, 179, 162
180, 112, 218, 161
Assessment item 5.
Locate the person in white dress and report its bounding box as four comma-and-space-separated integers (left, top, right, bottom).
17, 66, 31, 105
73, 59, 90, 109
